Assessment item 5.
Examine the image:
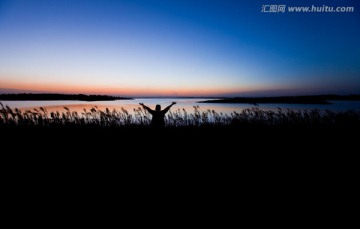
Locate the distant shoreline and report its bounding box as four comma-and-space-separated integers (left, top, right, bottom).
1, 94, 360, 104
198, 95, 360, 105
0, 93, 132, 101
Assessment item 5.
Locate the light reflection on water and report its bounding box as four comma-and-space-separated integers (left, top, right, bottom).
1, 98, 360, 115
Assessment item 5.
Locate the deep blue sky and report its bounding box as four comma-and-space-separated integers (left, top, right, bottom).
0, 0, 359, 96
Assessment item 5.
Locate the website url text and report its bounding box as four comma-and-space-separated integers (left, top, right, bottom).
261, 5, 355, 13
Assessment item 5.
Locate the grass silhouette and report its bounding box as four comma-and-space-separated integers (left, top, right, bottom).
2, 102, 359, 159
1, 102, 359, 129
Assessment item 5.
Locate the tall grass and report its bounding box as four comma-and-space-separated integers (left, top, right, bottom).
1, 102, 359, 128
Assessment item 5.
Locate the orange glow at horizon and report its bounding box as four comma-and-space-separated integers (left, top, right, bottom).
0, 82, 240, 96
0, 79, 265, 97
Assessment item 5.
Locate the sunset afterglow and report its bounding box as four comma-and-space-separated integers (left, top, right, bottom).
1, 0, 359, 96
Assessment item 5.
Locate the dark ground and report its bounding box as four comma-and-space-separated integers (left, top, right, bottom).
2, 124, 357, 153
2, 125, 357, 214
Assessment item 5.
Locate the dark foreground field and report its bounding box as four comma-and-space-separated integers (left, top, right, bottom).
2, 118, 358, 153
0, 101, 360, 171
2, 123, 358, 187
3, 124, 357, 146
2, 105, 357, 205
1, 103, 359, 152
3, 123, 356, 218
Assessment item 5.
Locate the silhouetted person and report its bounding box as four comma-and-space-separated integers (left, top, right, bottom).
139, 102, 176, 128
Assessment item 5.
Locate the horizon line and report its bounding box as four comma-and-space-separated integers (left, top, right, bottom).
1, 92, 360, 99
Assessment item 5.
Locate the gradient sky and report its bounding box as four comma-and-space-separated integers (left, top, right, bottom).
0, 0, 359, 96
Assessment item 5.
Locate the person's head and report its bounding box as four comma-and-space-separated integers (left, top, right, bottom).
155, 104, 161, 111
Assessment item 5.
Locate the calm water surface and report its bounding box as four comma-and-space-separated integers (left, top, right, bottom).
1, 98, 360, 115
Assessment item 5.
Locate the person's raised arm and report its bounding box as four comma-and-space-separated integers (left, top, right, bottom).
139, 103, 154, 114
162, 102, 176, 114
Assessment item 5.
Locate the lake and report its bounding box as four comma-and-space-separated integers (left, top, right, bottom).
1, 98, 360, 115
